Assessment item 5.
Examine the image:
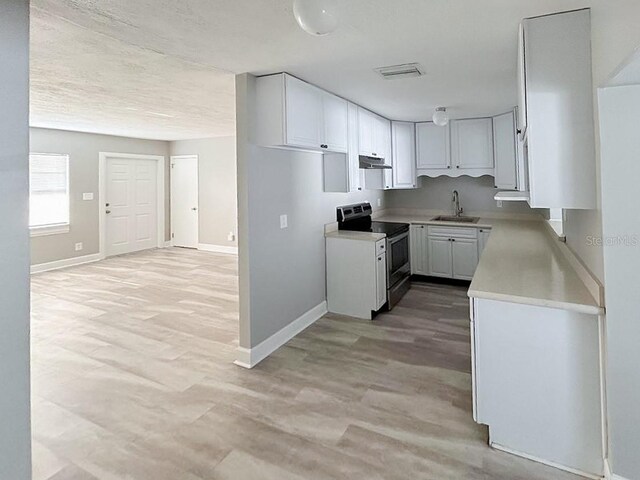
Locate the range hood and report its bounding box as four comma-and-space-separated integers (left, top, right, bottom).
359, 155, 392, 169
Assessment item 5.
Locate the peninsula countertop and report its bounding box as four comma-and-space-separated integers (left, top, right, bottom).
375, 212, 603, 315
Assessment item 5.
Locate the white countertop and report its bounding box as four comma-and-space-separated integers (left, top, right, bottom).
376, 213, 603, 315
325, 230, 386, 242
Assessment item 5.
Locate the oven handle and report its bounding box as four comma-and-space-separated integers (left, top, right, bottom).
388, 230, 409, 245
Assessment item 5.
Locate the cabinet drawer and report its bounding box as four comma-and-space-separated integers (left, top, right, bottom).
375, 239, 386, 254
428, 226, 478, 239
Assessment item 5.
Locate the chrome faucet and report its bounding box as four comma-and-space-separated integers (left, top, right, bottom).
452, 190, 463, 217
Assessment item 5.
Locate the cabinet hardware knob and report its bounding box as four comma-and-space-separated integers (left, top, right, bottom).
456, 165, 460, 169
105, 203, 110, 207
358, 187, 362, 191
106, 210, 111, 214
447, 166, 451, 169
372, 153, 377, 156
320, 144, 328, 149
452, 238, 456, 242
191, 207, 198, 211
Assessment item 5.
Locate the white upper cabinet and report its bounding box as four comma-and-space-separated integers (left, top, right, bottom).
358, 107, 391, 162
321, 91, 348, 152
254, 73, 347, 153
391, 121, 417, 189
450, 118, 494, 170
522, 9, 596, 209
516, 24, 528, 139
416, 122, 450, 170
493, 110, 518, 190
284, 75, 323, 148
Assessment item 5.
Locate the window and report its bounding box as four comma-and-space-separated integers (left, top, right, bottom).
29, 153, 70, 235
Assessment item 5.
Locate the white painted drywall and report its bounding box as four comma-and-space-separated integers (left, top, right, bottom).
598, 84, 640, 480
29, 128, 170, 265
0, 1, 31, 478
236, 73, 387, 348
386, 176, 545, 216
169, 137, 237, 249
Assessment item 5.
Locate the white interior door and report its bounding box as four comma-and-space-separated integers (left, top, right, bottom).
106, 158, 158, 256
170, 156, 199, 248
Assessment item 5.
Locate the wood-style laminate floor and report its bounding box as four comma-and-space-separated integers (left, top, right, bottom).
31, 248, 584, 480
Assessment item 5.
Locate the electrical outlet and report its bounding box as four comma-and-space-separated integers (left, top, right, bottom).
497, 200, 503, 208
377, 198, 382, 207
82, 192, 94, 201
227, 232, 235, 242
74, 242, 83, 251
280, 214, 288, 229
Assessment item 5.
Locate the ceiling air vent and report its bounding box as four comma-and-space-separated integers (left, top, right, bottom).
375, 63, 425, 80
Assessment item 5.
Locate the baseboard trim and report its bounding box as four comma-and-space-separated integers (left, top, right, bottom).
605, 459, 631, 480
31, 253, 102, 274
491, 443, 602, 480
198, 243, 238, 255
234, 301, 328, 369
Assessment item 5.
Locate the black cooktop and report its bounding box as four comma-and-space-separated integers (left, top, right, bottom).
340, 220, 409, 237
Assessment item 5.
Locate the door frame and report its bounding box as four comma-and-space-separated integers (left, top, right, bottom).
169, 154, 199, 248
98, 152, 166, 259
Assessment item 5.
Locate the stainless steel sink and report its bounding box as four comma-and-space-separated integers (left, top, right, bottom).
431, 215, 480, 224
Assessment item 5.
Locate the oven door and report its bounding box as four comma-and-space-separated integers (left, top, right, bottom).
387, 230, 410, 288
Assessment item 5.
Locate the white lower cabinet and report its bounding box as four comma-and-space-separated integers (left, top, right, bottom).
451, 238, 478, 280
478, 228, 491, 257
410, 225, 428, 275
424, 226, 479, 280
327, 237, 387, 319
375, 252, 387, 310
427, 237, 454, 278
471, 297, 604, 476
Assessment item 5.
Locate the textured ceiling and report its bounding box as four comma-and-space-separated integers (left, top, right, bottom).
30, 0, 640, 140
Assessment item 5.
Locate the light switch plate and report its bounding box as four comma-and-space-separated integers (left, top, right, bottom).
82, 192, 94, 201
280, 214, 288, 229
377, 198, 382, 207
227, 232, 235, 242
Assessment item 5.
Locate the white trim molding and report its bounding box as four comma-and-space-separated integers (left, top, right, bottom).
605, 459, 632, 480
98, 152, 166, 260
491, 443, 602, 480
198, 243, 238, 255
31, 253, 102, 274
235, 301, 328, 369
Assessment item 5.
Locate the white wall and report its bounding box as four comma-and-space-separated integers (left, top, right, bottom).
599, 84, 640, 480
236, 74, 386, 348
169, 137, 237, 249
386, 175, 545, 216
0, 0, 31, 478
30, 128, 170, 265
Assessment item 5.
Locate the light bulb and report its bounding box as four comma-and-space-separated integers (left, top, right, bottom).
433, 107, 449, 126
293, 0, 338, 36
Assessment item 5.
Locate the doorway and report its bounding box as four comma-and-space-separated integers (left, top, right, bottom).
99, 152, 166, 258
170, 155, 199, 249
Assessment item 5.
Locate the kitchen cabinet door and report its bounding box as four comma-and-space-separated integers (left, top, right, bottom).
478, 228, 491, 257
451, 118, 494, 170
374, 116, 392, 164
392, 121, 417, 189
375, 252, 387, 310
410, 225, 428, 275
285, 75, 322, 149
493, 111, 518, 190
347, 102, 363, 192
517, 23, 528, 139
322, 92, 348, 153
358, 107, 376, 157
416, 122, 450, 170
428, 237, 453, 278
452, 238, 479, 280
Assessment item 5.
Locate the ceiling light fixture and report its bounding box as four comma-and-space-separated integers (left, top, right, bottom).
293, 0, 338, 36
433, 107, 449, 126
